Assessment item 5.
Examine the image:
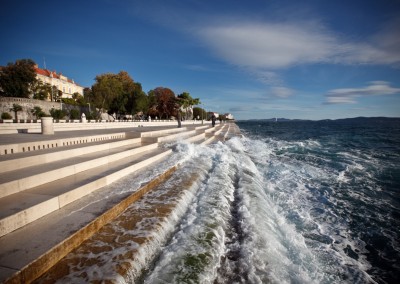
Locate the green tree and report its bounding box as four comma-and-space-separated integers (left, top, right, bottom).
177, 92, 200, 120
108, 94, 128, 119
193, 107, 207, 120
71, 92, 80, 101
83, 87, 93, 109
10, 104, 23, 120
31, 80, 51, 100
132, 89, 149, 114
31, 106, 46, 118
0, 59, 37, 98
92, 73, 123, 113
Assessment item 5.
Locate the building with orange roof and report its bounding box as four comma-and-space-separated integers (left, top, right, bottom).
34, 65, 84, 100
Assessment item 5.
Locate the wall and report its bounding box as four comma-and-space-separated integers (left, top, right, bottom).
0, 97, 62, 120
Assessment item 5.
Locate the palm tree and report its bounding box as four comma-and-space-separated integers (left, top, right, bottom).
10, 104, 23, 121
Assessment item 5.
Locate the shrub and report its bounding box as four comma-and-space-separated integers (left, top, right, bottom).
31, 106, 46, 118
69, 109, 80, 120
1, 112, 12, 119
50, 108, 68, 119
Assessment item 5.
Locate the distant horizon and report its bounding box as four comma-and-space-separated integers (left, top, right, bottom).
236, 116, 400, 122
1, 0, 399, 120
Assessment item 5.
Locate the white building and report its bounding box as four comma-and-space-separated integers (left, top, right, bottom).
207, 112, 219, 120
34, 65, 83, 99
224, 113, 234, 120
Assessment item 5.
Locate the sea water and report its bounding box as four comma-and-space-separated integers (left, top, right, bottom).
53, 118, 400, 283
142, 118, 399, 284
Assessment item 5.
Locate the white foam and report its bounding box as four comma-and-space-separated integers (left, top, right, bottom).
239, 135, 377, 283
54, 134, 381, 283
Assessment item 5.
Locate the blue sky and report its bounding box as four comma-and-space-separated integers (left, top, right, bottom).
1, 0, 400, 120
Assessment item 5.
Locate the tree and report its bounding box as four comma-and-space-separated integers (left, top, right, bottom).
108, 94, 128, 119
193, 107, 207, 120
51, 86, 59, 102
149, 87, 177, 119
132, 89, 149, 114
10, 104, 23, 120
177, 92, 200, 120
31, 80, 51, 100
117, 71, 136, 95
31, 106, 46, 119
0, 59, 37, 98
72, 92, 80, 101
92, 73, 123, 113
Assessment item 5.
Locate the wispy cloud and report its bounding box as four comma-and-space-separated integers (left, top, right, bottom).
229, 106, 254, 112
270, 86, 294, 98
182, 64, 209, 72
197, 20, 400, 70
325, 81, 400, 104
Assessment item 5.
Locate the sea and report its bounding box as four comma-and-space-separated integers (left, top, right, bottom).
51, 118, 400, 284
142, 118, 400, 284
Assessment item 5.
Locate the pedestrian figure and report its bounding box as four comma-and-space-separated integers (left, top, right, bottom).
211, 114, 216, 127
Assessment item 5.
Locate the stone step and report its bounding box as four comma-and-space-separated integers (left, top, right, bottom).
0, 126, 211, 197
0, 162, 179, 284
138, 126, 189, 137
0, 137, 142, 173
142, 129, 197, 143
0, 141, 157, 198
0, 131, 129, 156
0, 126, 215, 238
0, 123, 238, 282
0, 125, 196, 156
0, 146, 171, 238
140, 125, 212, 144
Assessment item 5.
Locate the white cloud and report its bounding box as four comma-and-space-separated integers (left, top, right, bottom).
325, 81, 400, 104
197, 21, 400, 69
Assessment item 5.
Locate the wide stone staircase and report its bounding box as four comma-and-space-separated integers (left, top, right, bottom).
0, 122, 241, 283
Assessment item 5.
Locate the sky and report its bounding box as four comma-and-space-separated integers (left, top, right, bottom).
1, 0, 400, 120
